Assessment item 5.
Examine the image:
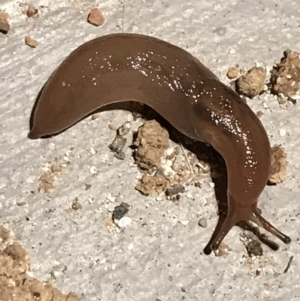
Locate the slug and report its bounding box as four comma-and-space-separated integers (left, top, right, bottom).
28, 33, 291, 253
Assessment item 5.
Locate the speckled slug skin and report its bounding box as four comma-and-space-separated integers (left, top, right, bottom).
28, 33, 291, 253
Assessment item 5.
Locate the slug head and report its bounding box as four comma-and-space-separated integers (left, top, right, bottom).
204, 200, 291, 255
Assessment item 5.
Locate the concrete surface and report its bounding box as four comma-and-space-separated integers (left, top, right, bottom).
1, 0, 300, 300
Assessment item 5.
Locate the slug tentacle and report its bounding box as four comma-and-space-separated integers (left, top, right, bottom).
250, 209, 291, 244
208, 209, 240, 253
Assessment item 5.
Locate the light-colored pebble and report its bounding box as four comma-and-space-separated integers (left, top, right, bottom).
89, 166, 97, 174
90, 148, 96, 155
115, 216, 132, 228
279, 129, 286, 136
165, 147, 174, 156
291, 93, 300, 100
128, 242, 134, 250
198, 217, 207, 228
117, 121, 131, 136
166, 159, 173, 167
263, 102, 269, 109
106, 194, 115, 202
126, 114, 133, 122
25, 36, 38, 48
163, 165, 175, 176
196, 161, 210, 173
180, 219, 189, 226
186, 193, 193, 199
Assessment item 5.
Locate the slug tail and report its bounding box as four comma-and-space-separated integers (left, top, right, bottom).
250, 209, 291, 244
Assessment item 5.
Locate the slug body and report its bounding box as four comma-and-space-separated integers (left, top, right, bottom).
28, 33, 291, 253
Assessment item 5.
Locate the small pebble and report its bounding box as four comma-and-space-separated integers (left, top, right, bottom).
25, 36, 38, 48
117, 121, 131, 136
112, 204, 129, 220
85, 184, 92, 191
115, 216, 132, 228
263, 102, 269, 109
17, 200, 27, 206
89, 148, 96, 155
106, 194, 115, 203
92, 113, 99, 120
109, 135, 127, 154
166, 159, 173, 167
246, 240, 263, 257
120, 202, 130, 208
198, 217, 207, 228
89, 166, 97, 174
87, 8, 105, 26
72, 198, 82, 210
0, 226, 10, 241
279, 129, 286, 136
256, 111, 264, 118
108, 123, 118, 130
26, 4, 39, 18
196, 161, 210, 173
235, 66, 266, 98
209, 182, 215, 188
114, 151, 126, 160
227, 67, 239, 79
180, 220, 189, 226
0, 12, 10, 34
165, 185, 185, 197
186, 193, 193, 199
165, 148, 174, 156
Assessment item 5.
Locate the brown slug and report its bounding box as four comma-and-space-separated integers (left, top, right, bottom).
28, 33, 291, 254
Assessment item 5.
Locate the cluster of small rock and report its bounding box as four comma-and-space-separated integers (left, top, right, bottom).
227, 49, 300, 104
0, 4, 105, 48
